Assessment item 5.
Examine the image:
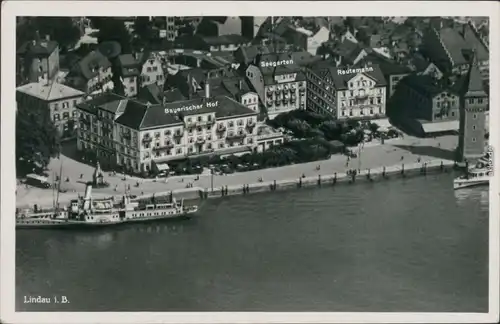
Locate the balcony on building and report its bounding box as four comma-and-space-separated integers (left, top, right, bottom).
142, 135, 152, 144
173, 130, 183, 138
226, 129, 246, 140
198, 118, 215, 127
153, 141, 174, 151
356, 92, 368, 100
185, 120, 197, 129
216, 123, 226, 132
196, 136, 205, 144
121, 131, 131, 140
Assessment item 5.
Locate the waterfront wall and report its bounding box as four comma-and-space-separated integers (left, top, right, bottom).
135, 159, 456, 202
18, 160, 457, 211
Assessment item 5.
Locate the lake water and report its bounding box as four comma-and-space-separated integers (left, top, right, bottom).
16, 173, 489, 312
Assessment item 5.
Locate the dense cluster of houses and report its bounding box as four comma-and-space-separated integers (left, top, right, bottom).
16, 16, 490, 173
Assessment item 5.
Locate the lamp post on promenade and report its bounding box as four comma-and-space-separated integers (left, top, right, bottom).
210, 167, 214, 192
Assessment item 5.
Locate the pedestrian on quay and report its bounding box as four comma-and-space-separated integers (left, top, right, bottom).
80, 173, 83, 179
417, 156, 421, 163
400, 155, 404, 161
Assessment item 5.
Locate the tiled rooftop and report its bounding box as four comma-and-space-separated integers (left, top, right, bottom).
79, 92, 258, 131
16, 82, 84, 101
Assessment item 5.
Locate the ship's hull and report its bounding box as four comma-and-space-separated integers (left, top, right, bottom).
16, 210, 196, 229
453, 178, 489, 190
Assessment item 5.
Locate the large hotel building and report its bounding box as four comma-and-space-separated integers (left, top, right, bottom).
245, 53, 307, 120
76, 85, 259, 173
305, 63, 387, 119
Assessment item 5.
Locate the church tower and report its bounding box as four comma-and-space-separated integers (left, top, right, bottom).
457, 51, 488, 162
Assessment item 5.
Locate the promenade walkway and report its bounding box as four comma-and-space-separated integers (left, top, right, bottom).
16, 135, 458, 208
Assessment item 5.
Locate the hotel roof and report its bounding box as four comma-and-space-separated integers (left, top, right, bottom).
77, 93, 131, 115
16, 82, 84, 101
79, 93, 258, 131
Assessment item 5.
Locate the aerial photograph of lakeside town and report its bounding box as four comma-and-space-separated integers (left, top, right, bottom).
15, 15, 491, 312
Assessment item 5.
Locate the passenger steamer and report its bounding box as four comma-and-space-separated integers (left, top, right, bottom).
16, 184, 198, 229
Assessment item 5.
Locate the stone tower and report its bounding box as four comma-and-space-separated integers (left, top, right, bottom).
457, 51, 488, 162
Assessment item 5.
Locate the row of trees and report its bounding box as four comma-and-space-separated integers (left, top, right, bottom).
166, 137, 343, 176
267, 110, 380, 147
16, 105, 60, 177
17, 17, 81, 51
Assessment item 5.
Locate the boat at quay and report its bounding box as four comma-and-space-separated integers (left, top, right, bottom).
453, 154, 492, 190
16, 184, 198, 229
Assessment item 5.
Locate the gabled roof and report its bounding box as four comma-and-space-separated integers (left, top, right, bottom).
163, 88, 187, 103
257, 52, 302, 76
314, 64, 387, 90
290, 51, 322, 67
17, 82, 84, 101
77, 93, 128, 115
256, 17, 292, 38
69, 50, 112, 80
354, 52, 412, 76
399, 74, 449, 97
138, 84, 163, 104
201, 34, 249, 46
438, 28, 470, 66
116, 95, 258, 130
234, 44, 273, 65
462, 24, 489, 61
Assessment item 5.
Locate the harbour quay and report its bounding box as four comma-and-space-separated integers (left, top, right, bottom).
132, 159, 456, 202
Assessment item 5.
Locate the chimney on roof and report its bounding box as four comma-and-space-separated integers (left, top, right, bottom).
45, 34, 50, 41
187, 73, 192, 99
239, 79, 243, 90
205, 82, 210, 99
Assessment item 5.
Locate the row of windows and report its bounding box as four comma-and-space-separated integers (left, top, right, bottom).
54, 111, 78, 121
146, 139, 254, 159
340, 88, 383, 98
468, 98, 485, 104
142, 74, 163, 82
348, 79, 375, 89
340, 97, 382, 107
53, 100, 79, 111
146, 66, 160, 73
243, 97, 257, 105
340, 107, 383, 116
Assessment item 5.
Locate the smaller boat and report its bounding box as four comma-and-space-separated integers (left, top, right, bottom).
453, 155, 491, 190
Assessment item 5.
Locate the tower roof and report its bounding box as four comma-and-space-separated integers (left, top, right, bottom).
463, 50, 487, 97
